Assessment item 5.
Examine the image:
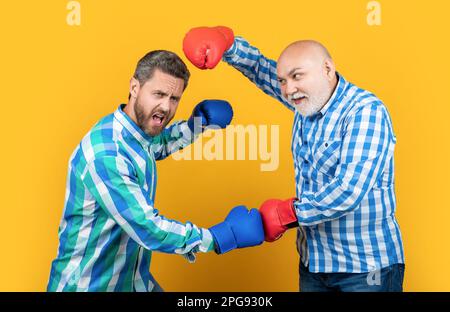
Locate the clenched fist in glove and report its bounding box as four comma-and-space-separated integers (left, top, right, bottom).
183, 26, 234, 69
187, 99, 233, 133
259, 198, 299, 242
209, 205, 264, 254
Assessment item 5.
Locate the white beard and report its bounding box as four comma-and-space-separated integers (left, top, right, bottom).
295, 100, 322, 116
291, 89, 333, 117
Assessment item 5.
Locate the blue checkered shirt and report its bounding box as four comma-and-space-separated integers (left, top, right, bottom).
222, 36, 405, 273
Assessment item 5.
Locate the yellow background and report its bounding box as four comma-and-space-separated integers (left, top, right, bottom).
0, 0, 449, 291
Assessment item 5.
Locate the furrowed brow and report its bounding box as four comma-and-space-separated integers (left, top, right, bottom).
288, 67, 303, 76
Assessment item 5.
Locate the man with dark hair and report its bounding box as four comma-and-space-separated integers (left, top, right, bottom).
128, 50, 190, 100
47, 50, 265, 292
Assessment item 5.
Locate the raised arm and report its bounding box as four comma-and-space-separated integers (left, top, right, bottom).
151, 99, 233, 160
183, 26, 294, 111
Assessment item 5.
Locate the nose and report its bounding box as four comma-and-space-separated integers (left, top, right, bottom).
285, 80, 298, 96
159, 97, 170, 113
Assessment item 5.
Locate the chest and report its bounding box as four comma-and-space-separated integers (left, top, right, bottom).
123, 142, 158, 198
291, 112, 343, 178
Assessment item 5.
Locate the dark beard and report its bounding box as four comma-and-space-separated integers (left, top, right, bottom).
134, 101, 151, 135
134, 100, 172, 136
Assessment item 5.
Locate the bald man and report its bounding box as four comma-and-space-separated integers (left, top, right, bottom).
183, 26, 405, 292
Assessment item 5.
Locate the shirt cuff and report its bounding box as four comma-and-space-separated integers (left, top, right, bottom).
198, 228, 215, 253
222, 37, 239, 60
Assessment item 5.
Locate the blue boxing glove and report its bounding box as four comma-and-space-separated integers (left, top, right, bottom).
209, 206, 264, 254
187, 99, 233, 133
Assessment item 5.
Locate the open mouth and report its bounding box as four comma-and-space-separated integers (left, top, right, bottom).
151, 112, 165, 126
291, 95, 307, 106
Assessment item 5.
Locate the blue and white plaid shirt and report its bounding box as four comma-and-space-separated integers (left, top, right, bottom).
223, 37, 404, 273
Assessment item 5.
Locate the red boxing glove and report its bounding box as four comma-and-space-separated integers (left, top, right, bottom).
259, 198, 298, 242
182, 26, 234, 69
213, 26, 234, 47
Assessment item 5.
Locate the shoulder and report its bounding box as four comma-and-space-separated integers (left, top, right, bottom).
72, 113, 134, 176
81, 113, 125, 160
343, 84, 390, 124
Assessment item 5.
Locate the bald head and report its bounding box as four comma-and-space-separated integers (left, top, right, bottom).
276, 40, 338, 116
280, 40, 332, 63
277, 40, 334, 76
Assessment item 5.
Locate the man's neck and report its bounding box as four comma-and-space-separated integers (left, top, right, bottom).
324, 74, 339, 105
317, 73, 339, 114
123, 102, 137, 124
329, 73, 339, 97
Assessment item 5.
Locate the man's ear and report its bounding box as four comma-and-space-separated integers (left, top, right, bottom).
129, 77, 140, 99
324, 59, 336, 81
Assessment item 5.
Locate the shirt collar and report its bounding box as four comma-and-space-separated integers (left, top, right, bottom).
113, 104, 154, 148
317, 72, 347, 117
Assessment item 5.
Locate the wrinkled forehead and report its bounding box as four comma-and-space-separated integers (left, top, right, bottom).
276, 50, 316, 78
144, 70, 185, 95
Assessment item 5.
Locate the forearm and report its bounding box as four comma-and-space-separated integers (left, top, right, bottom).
222, 36, 292, 109
102, 190, 215, 254
137, 219, 215, 254
294, 179, 368, 226
152, 100, 233, 160
151, 120, 199, 160
99, 189, 215, 254
294, 103, 395, 226
83, 156, 214, 254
